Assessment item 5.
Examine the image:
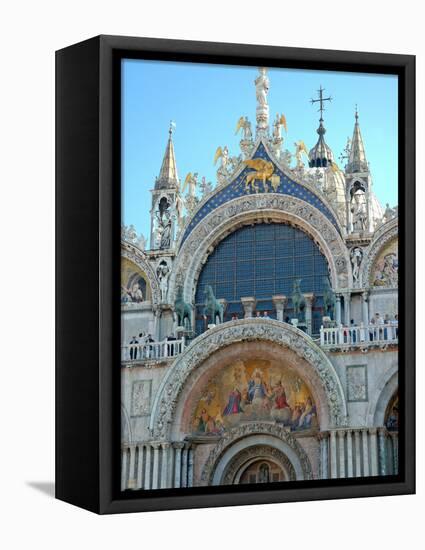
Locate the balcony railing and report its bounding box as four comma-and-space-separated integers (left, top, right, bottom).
121, 338, 185, 363
320, 323, 398, 350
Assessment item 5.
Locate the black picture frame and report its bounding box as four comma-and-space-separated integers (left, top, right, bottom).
56, 35, 415, 514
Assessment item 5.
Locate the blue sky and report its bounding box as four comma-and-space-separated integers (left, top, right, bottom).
122, 59, 398, 241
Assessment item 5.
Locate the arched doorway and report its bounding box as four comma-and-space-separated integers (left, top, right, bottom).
222, 444, 296, 485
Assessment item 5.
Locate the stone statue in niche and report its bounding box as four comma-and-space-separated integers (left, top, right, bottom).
351, 190, 367, 231
157, 260, 170, 303
350, 247, 363, 284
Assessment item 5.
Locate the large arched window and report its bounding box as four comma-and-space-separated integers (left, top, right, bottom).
195, 223, 330, 334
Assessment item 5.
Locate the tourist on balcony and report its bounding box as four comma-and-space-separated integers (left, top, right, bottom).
350, 319, 357, 343
146, 333, 155, 358
129, 336, 138, 360
263, 311, 270, 319
255, 311, 262, 319
166, 333, 177, 356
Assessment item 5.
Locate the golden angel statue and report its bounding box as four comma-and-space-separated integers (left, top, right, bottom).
214, 146, 229, 169
235, 116, 253, 141
294, 140, 309, 169
182, 172, 198, 198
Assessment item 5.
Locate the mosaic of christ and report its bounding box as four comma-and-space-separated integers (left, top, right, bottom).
191, 359, 318, 436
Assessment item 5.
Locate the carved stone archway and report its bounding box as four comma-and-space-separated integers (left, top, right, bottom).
149, 319, 348, 440
201, 423, 312, 485
121, 241, 161, 308
361, 218, 398, 287
168, 195, 351, 307
366, 364, 398, 426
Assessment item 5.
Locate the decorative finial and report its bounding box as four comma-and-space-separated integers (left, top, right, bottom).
310, 85, 332, 130
169, 120, 176, 137
355, 105, 359, 122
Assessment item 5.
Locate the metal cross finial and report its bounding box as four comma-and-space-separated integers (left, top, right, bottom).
169, 120, 176, 136
310, 85, 332, 120
355, 104, 359, 122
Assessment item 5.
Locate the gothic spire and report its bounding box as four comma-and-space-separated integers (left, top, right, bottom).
155, 122, 179, 190
345, 107, 369, 174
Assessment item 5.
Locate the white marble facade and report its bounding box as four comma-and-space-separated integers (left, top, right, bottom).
120, 69, 399, 490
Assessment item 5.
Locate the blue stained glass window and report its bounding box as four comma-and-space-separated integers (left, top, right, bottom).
195, 223, 330, 335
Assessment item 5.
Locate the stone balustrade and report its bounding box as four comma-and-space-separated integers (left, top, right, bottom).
320, 323, 398, 350
121, 337, 185, 363
318, 427, 398, 479
121, 441, 194, 491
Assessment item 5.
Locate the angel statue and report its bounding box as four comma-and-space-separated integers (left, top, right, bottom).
214, 146, 229, 169
214, 146, 230, 186
235, 116, 253, 141
273, 113, 287, 141
182, 172, 198, 198
294, 140, 309, 169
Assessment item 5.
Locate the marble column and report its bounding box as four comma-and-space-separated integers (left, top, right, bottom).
330, 430, 337, 479
390, 432, 399, 475
304, 293, 315, 336
346, 430, 353, 478
343, 291, 351, 327
369, 428, 378, 476
335, 295, 342, 325
127, 445, 136, 489
144, 444, 152, 489
173, 442, 184, 488
136, 445, 144, 489
241, 297, 256, 319
151, 442, 161, 490
378, 428, 387, 476
121, 448, 129, 491
362, 291, 369, 326
318, 432, 329, 479
272, 295, 287, 322
181, 443, 190, 488
188, 445, 196, 487
161, 442, 170, 488
338, 431, 346, 478
362, 429, 370, 477
354, 430, 361, 477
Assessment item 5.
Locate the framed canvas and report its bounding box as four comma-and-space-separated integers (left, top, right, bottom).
56, 35, 415, 514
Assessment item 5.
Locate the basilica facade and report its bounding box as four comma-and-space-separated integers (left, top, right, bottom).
120, 68, 399, 490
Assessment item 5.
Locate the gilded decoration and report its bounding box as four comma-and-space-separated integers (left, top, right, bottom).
191, 358, 318, 437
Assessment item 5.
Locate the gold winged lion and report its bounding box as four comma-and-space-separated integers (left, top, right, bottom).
244, 158, 275, 193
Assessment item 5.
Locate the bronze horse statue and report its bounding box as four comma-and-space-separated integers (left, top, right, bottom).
174, 286, 192, 330
322, 276, 336, 319
291, 279, 306, 322
204, 285, 224, 325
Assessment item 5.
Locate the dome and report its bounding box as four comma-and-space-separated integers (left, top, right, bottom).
308, 122, 334, 168
370, 192, 384, 227
306, 164, 347, 225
